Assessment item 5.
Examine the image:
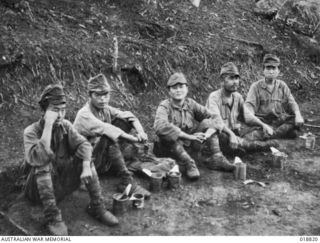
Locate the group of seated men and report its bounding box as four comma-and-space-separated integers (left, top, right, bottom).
22, 54, 304, 235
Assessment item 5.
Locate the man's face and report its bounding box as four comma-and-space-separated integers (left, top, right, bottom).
168, 83, 188, 101
263, 65, 279, 80
47, 103, 66, 125
223, 74, 240, 93
90, 91, 110, 109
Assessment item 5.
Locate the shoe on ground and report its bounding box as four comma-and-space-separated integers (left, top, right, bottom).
48, 220, 68, 236
205, 154, 235, 172
186, 163, 200, 180
86, 205, 119, 226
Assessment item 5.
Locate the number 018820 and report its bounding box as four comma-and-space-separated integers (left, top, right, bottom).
300, 237, 318, 242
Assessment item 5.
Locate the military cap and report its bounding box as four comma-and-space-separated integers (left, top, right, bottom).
167, 72, 187, 87
263, 54, 280, 67
220, 62, 240, 77
88, 73, 111, 93
39, 84, 66, 110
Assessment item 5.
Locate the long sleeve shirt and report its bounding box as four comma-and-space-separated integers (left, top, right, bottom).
244, 78, 301, 122
24, 119, 92, 167
206, 89, 258, 131
73, 102, 137, 145
154, 98, 224, 142
206, 89, 244, 131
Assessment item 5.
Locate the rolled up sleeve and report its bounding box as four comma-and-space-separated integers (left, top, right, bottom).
109, 107, 138, 123
23, 126, 54, 167
154, 104, 181, 141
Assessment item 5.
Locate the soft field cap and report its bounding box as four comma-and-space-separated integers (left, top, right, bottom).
263, 54, 280, 67
220, 62, 240, 76
88, 73, 111, 93
39, 84, 66, 106
167, 72, 187, 87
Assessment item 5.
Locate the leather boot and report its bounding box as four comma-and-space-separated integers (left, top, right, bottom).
86, 204, 119, 226
185, 158, 200, 180
241, 139, 279, 152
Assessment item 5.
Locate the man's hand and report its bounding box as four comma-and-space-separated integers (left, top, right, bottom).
121, 133, 139, 143
229, 133, 239, 150
190, 132, 207, 143
295, 114, 304, 127
44, 110, 58, 125
262, 123, 274, 137
137, 132, 148, 143
80, 161, 92, 185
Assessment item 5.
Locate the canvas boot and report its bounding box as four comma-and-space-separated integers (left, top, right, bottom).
86, 167, 119, 226
168, 141, 200, 180
203, 153, 235, 172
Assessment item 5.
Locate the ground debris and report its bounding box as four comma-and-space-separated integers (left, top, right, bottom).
0, 211, 31, 236
271, 209, 282, 217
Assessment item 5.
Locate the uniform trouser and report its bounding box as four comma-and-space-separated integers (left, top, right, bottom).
241, 117, 299, 141
23, 158, 105, 223
154, 134, 222, 171
92, 135, 135, 189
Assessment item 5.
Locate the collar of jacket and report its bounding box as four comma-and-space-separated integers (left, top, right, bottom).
220, 89, 235, 105
169, 98, 190, 110
260, 78, 280, 90
88, 101, 111, 116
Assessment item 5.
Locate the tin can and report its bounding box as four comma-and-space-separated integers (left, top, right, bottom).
305, 135, 316, 150
150, 172, 163, 192
168, 171, 181, 189
131, 193, 144, 209
233, 163, 241, 180
239, 163, 246, 180
112, 193, 130, 215
272, 152, 287, 170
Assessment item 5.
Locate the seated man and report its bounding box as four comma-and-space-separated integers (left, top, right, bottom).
206, 62, 278, 155
23, 84, 118, 236
153, 72, 235, 180
244, 54, 304, 140
73, 73, 150, 198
